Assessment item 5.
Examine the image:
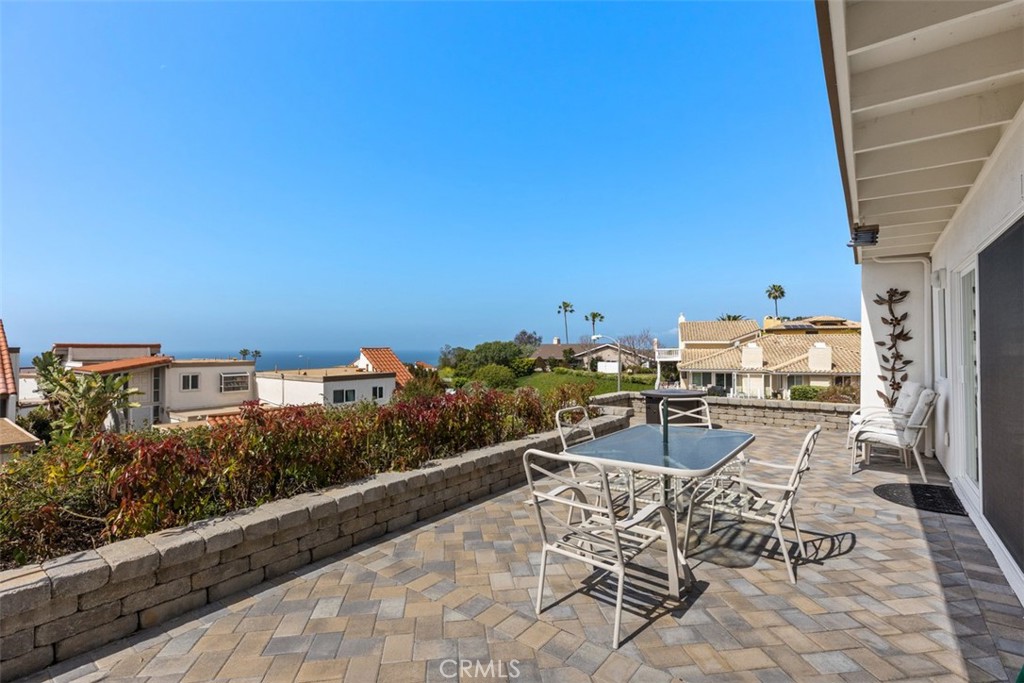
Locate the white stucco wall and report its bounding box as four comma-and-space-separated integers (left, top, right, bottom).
63, 346, 158, 363
257, 376, 324, 406
323, 376, 395, 405
858, 260, 930, 409
166, 364, 256, 412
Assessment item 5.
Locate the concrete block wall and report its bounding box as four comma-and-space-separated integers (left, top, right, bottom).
0, 414, 628, 681
589, 391, 855, 431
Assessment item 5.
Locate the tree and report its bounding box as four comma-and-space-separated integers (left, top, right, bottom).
717, 313, 747, 321
239, 348, 251, 360
459, 341, 525, 375
251, 349, 262, 366
584, 311, 605, 338
397, 372, 447, 400
557, 301, 574, 343
619, 329, 654, 367
33, 352, 140, 441
472, 364, 517, 391
438, 344, 469, 369
766, 284, 786, 318
513, 330, 542, 348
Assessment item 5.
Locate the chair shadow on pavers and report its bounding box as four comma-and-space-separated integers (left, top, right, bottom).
686, 514, 857, 574
535, 559, 711, 649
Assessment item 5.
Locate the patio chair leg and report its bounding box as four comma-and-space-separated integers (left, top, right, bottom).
911, 446, 929, 483
661, 510, 681, 596
774, 519, 797, 584
535, 548, 548, 614
682, 498, 695, 563
612, 571, 625, 649
790, 508, 806, 557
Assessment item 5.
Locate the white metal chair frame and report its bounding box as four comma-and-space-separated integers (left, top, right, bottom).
850, 391, 936, 483
555, 405, 596, 452
683, 425, 821, 584
654, 397, 739, 508
845, 381, 924, 448
523, 448, 687, 649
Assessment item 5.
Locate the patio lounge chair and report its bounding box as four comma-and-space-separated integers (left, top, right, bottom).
846, 380, 923, 448
683, 425, 821, 584
523, 448, 686, 649
851, 389, 936, 483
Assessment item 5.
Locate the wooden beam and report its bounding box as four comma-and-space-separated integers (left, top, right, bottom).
845, 0, 1007, 53
852, 83, 1023, 152
858, 187, 968, 216
857, 161, 984, 199
855, 128, 1002, 178
877, 221, 948, 238
851, 28, 1024, 114
866, 206, 957, 227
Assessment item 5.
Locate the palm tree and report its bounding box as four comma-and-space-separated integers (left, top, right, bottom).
557, 301, 574, 342
239, 348, 251, 360
251, 349, 261, 367
717, 313, 746, 321
584, 311, 605, 338
765, 284, 786, 318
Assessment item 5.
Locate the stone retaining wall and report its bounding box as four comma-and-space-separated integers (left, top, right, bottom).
0, 414, 628, 681
590, 391, 855, 431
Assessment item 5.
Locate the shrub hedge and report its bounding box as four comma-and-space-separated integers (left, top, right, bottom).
0, 383, 594, 568
789, 385, 824, 401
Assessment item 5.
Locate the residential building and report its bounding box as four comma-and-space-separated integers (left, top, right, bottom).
72, 356, 257, 427
352, 348, 413, 388
0, 320, 18, 421
163, 359, 257, 423
818, 0, 1024, 603
0, 418, 40, 463
256, 367, 396, 407
52, 342, 162, 367
654, 315, 861, 395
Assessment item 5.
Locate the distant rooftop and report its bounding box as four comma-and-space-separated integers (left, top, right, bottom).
0, 320, 14, 398
52, 342, 162, 350
678, 319, 761, 343
71, 356, 174, 374
172, 358, 255, 366
256, 367, 396, 382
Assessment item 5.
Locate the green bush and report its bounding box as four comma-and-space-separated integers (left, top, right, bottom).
472, 364, 518, 390
508, 357, 536, 378
817, 384, 858, 403
789, 385, 824, 401
553, 367, 570, 375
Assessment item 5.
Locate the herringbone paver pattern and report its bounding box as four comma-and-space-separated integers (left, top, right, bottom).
19, 427, 1024, 682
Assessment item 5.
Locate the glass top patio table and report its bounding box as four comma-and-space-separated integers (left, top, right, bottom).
565, 424, 754, 477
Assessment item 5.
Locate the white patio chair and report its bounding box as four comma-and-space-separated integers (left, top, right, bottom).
655, 397, 739, 507
555, 405, 596, 451
523, 448, 686, 648
683, 425, 821, 584
851, 389, 936, 483
846, 380, 923, 448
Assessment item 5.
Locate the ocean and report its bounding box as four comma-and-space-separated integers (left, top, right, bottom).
166, 350, 440, 372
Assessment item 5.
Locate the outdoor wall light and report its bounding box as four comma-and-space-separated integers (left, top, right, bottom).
847, 224, 880, 247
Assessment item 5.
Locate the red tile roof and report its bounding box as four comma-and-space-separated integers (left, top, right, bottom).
0, 320, 14, 397
72, 356, 174, 374
359, 348, 413, 388
415, 361, 436, 370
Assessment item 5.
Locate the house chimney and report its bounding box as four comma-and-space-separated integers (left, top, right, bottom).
763, 315, 782, 329
741, 343, 763, 369
552, 336, 561, 345
808, 342, 832, 372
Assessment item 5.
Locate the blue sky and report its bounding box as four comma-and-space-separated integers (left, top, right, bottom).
1, 1, 857, 355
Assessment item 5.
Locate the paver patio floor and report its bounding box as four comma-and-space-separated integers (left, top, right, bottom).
19, 426, 1024, 682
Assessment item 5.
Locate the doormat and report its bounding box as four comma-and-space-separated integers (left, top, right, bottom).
872, 483, 967, 516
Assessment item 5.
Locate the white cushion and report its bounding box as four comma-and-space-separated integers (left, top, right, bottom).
892, 381, 923, 415
907, 389, 936, 429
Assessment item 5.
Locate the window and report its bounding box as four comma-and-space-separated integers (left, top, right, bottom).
332, 389, 356, 403
372, 386, 385, 400
689, 372, 712, 387
152, 369, 161, 402
181, 374, 200, 391
220, 373, 250, 393
787, 375, 806, 389
151, 406, 161, 424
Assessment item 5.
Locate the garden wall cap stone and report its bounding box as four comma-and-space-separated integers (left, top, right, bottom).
41, 549, 110, 598
93, 538, 159, 584
184, 517, 244, 555
0, 565, 51, 616
257, 499, 309, 531
144, 528, 206, 568
227, 506, 279, 541
287, 492, 337, 521
319, 486, 363, 514
352, 479, 386, 504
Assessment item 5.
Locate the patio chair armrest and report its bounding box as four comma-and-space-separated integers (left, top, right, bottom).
727, 476, 792, 492
618, 502, 668, 529
742, 458, 792, 470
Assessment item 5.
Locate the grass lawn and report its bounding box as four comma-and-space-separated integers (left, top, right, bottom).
517, 371, 655, 395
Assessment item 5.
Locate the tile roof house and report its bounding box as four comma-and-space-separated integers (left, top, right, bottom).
256, 366, 396, 407
353, 348, 413, 388
0, 417, 40, 461
0, 320, 17, 420
678, 319, 761, 346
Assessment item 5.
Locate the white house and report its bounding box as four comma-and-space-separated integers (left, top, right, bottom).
256, 367, 396, 407
52, 342, 162, 367
163, 359, 257, 423
352, 348, 412, 388
818, 0, 1024, 602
